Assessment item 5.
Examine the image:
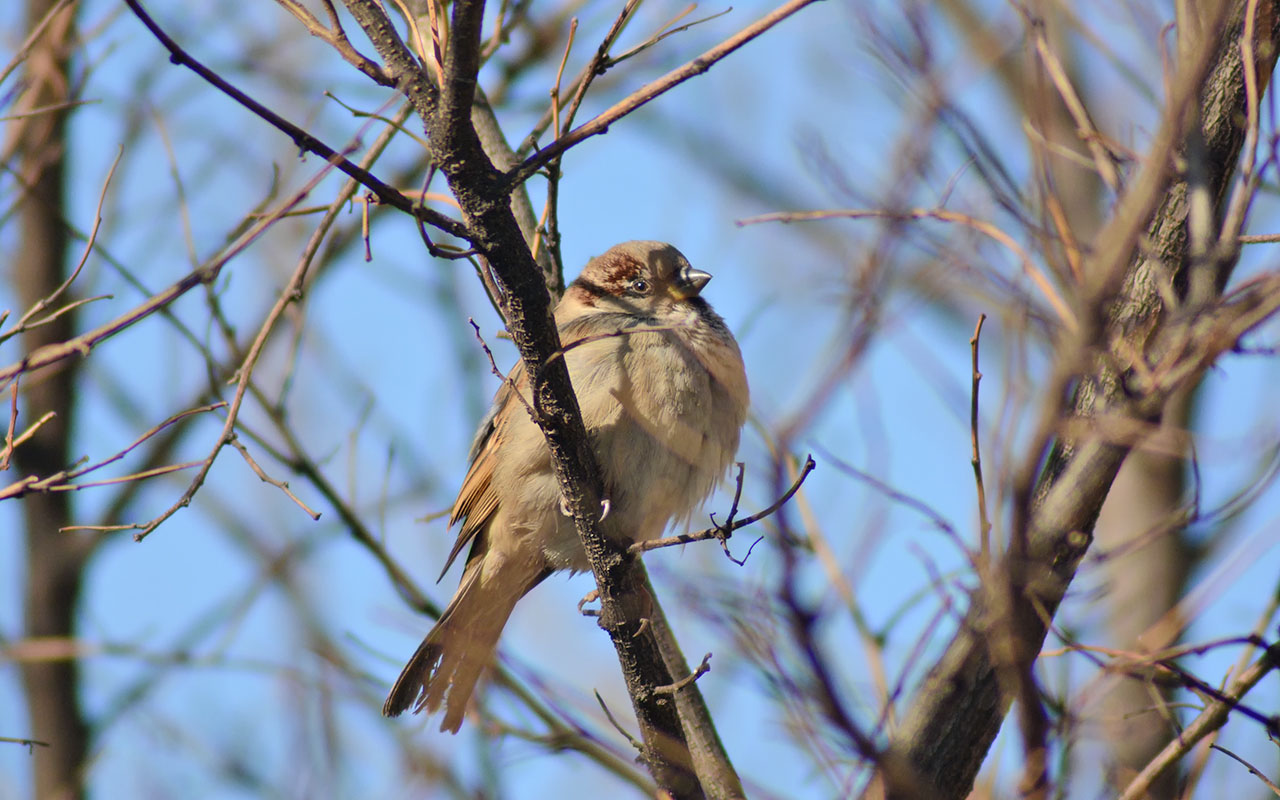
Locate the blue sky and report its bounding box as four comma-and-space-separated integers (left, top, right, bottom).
4, 0, 1280, 797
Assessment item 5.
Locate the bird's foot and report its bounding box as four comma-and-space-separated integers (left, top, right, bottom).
578, 589, 600, 617
559, 495, 611, 521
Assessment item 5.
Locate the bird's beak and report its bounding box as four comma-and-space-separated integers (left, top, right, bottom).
671, 267, 712, 299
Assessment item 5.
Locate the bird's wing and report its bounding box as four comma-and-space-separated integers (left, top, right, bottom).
438, 362, 527, 581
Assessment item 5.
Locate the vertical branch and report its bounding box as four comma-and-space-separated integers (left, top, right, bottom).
337, 0, 717, 794
431, 1, 701, 793
11, 0, 90, 798
969, 314, 991, 565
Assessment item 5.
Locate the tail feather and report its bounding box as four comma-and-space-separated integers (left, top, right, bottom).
383, 553, 550, 733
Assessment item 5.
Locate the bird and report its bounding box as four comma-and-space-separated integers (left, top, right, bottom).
382, 240, 750, 732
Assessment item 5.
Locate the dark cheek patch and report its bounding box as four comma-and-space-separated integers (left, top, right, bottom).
569, 279, 609, 306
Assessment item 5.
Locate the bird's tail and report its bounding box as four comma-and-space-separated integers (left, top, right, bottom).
382, 552, 549, 733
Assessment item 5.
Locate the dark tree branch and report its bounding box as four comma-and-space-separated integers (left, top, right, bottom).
123, 0, 468, 242
333, 0, 760, 795
426, 0, 701, 793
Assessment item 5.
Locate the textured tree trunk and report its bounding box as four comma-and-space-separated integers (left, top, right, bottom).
11, 1, 90, 797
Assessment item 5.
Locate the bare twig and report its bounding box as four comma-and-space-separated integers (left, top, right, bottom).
227, 434, 321, 520
129, 155, 352, 541
510, 0, 820, 186
608, 6, 733, 67
652, 653, 712, 696
0, 164, 336, 388
0, 149, 119, 346
0, 378, 21, 471
124, 0, 468, 241
595, 690, 644, 752
969, 314, 992, 564
518, 0, 641, 154
0, 0, 74, 90
1026, 19, 1122, 194
738, 208, 1076, 331
0, 736, 50, 752
271, 0, 390, 83
1209, 744, 1280, 796
468, 318, 536, 420
1118, 644, 1280, 800
0, 403, 223, 503
631, 455, 816, 555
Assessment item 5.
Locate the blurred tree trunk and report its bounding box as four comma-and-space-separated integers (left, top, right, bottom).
10, 0, 90, 797
1093, 391, 1193, 798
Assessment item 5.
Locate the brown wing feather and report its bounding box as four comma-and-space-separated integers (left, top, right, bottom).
438, 364, 526, 581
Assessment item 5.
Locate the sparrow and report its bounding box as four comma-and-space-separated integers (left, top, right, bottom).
383, 240, 750, 732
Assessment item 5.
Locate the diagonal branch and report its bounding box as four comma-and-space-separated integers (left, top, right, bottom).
507, 0, 821, 188
123, 0, 467, 242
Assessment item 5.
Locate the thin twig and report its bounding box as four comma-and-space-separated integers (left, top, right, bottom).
1118, 644, 1280, 800
0, 155, 353, 388
1209, 744, 1280, 795
608, 5, 733, 67
0, 736, 50, 752
739, 208, 1077, 331
969, 314, 992, 565
510, 0, 820, 186
228, 434, 321, 520
468, 318, 536, 420
0, 404, 224, 502
271, 0, 390, 83
0, 377, 20, 471
47, 460, 206, 492
2, 149, 120, 344
595, 690, 644, 752
130, 156, 353, 541
708, 462, 747, 562
518, 0, 641, 154
631, 454, 816, 554
124, 0, 467, 240
0, 0, 74, 90
1027, 21, 1122, 193
651, 653, 712, 696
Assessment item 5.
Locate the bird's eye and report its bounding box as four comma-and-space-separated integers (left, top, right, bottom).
627, 278, 651, 296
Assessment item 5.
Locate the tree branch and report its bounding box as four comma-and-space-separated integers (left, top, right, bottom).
333, 0, 764, 794
123, 0, 468, 241
508, 0, 821, 188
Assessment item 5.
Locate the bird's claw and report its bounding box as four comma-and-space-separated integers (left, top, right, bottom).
559, 495, 612, 521
578, 589, 600, 616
